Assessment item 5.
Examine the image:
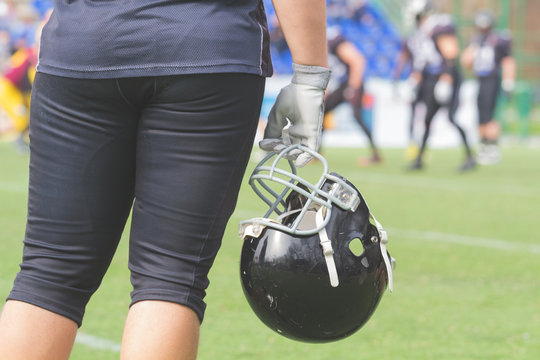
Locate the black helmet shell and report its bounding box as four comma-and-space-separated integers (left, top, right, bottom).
240, 178, 389, 343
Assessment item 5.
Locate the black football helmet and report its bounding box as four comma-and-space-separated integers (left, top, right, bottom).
239, 145, 395, 343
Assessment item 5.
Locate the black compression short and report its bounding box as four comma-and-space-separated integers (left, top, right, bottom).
8, 72, 265, 326
477, 75, 501, 125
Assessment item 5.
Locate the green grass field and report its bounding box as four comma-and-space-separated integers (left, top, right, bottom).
1, 141, 539, 359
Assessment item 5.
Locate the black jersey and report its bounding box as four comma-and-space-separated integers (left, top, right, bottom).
37, 0, 272, 79
470, 31, 512, 77
327, 27, 348, 85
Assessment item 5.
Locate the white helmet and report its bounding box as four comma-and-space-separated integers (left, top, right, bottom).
405, 0, 434, 27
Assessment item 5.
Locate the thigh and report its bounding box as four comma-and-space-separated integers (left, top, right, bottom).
9, 73, 138, 325
128, 73, 265, 321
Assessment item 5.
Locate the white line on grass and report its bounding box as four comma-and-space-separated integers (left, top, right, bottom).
75, 332, 121, 353
389, 228, 540, 254
0, 181, 27, 194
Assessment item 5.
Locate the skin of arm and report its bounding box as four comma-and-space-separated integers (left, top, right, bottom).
501, 56, 516, 83
460, 44, 475, 69
271, 0, 328, 67
335, 41, 365, 89
436, 34, 460, 83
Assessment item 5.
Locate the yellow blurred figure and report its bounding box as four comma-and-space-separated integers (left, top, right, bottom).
0, 47, 37, 141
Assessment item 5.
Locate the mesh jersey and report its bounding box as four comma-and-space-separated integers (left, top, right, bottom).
470, 31, 512, 77
37, 0, 272, 79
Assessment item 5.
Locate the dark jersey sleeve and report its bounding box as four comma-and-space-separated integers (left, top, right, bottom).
496, 32, 512, 59
328, 34, 346, 57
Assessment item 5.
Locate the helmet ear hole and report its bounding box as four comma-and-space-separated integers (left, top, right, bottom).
349, 237, 364, 256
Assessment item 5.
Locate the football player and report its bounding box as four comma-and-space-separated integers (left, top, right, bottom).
461, 10, 516, 165
394, 29, 427, 160
0, 1, 330, 359
0, 43, 36, 149
324, 26, 382, 166
405, 0, 476, 172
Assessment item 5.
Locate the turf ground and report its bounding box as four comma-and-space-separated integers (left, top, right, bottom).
1, 141, 539, 359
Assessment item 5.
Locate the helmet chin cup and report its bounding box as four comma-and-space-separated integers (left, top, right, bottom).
239, 145, 395, 343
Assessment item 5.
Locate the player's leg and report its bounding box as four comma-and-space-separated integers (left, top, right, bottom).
409, 77, 439, 170
0, 73, 139, 359
0, 301, 77, 360
120, 73, 265, 359
351, 98, 381, 165
121, 301, 200, 360
447, 78, 475, 171
405, 100, 420, 160
324, 82, 347, 114
477, 76, 501, 164
406, 80, 425, 160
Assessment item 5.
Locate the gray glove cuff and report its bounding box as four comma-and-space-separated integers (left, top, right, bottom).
291, 63, 331, 90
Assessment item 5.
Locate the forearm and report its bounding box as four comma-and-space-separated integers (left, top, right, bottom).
460, 45, 475, 69
271, 0, 328, 67
347, 65, 363, 89
501, 57, 516, 82
437, 35, 459, 80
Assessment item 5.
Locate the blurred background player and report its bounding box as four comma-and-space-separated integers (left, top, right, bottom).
461, 9, 516, 165
0, 2, 44, 151
394, 24, 428, 161
405, 0, 476, 172
0, 34, 37, 151
324, 25, 382, 166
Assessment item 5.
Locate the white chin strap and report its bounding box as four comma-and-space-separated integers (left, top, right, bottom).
315, 207, 340, 287
370, 213, 394, 293
315, 207, 394, 292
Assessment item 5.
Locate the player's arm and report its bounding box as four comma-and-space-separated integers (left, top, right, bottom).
436, 33, 460, 83
460, 43, 476, 69
260, 0, 330, 167
335, 41, 365, 90
501, 56, 516, 90
433, 25, 460, 103
271, 0, 328, 67
500, 36, 516, 93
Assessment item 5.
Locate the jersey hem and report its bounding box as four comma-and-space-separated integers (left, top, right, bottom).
36, 62, 272, 79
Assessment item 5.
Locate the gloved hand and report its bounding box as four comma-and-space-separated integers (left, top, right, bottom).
501, 78, 515, 100
260, 63, 331, 167
434, 78, 453, 104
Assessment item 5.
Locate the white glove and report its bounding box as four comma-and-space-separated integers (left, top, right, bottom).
434, 79, 453, 104
501, 78, 515, 93
260, 63, 331, 167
